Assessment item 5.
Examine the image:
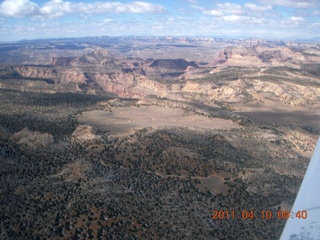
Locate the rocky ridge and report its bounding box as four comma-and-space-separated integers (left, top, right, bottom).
208, 45, 320, 67
1, 46, 320, 108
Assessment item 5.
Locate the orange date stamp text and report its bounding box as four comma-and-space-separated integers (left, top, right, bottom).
212, 210, 308, 220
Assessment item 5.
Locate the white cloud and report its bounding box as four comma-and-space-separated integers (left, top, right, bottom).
0, 13, 318, 42
0, 0, 39, 16
103, 18, 113, 23
0, 0, 166, 17
94, 1, 166, 14
222, 15, 243, 21
258, 0, 318, 8
190, 4, 204, 11
203, 9, 223, 17
221, 15, 264, 24
40, 0, 72, 17
216, 2, 243, 14
245, 3, 272, 11
290, 16, 305, 22
201, 2, 243, 17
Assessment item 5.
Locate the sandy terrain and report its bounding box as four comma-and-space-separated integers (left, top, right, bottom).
78, 106, 240, 136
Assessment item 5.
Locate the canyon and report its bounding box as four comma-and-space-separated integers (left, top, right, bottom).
0, 36, 320, 239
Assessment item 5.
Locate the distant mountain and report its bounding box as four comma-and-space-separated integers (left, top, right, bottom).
51, 47, 116, 68
208, 45, 320, 67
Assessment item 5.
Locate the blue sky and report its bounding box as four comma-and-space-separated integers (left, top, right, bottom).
0, 0, 319, 41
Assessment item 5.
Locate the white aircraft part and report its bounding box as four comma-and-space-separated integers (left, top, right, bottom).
280, 137, 320, 240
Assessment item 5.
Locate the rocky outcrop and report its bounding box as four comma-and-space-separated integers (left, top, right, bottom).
11, 128, 54, 149
149, 59, 198, 70
72, 125, 99, 140
210, 86, 249, 103
14, 66, 57, 79
183, 81, 217, 94
13, 66, 87, 84
145, 59, 199, 77
136, 78, 168, 92
208, 46, 310, 67
251, 80, 320, 106
56, 70, 87, 83
51, 47, 115, 68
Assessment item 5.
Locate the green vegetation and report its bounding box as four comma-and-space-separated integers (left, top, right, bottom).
0, 89, 110, 139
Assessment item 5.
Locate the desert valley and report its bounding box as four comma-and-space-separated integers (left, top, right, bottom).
0, 36, 320, 239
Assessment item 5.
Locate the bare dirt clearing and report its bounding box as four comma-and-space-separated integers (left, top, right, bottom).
78, 106, 240, 136
196, 174, 229, 195
236, 102, 320, 127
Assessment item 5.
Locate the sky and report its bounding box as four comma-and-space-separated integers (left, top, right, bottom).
0, 0, 319, 41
